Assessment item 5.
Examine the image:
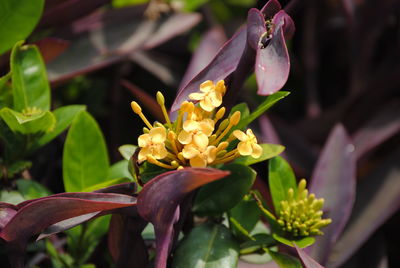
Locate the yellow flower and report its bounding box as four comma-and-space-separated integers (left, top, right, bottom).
182, 144, 218, 168
177, 119, 214, 149
189, 80, 226, 112
138, 126, 168, 162
233, 129, 262, 158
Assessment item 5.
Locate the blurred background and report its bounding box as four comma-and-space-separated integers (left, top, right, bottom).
0, 0, 399, 267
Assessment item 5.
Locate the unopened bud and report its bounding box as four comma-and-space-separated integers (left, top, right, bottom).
230, 111, 241, 125
156, 91, 165, 105
131, 101, 142, 114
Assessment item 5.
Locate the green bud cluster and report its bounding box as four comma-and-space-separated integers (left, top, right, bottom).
277, 179, 331, 237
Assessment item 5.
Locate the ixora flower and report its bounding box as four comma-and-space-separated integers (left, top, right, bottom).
131, 79, 262, 169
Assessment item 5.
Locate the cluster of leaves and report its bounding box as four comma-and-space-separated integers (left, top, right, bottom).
1, 0, 399, 267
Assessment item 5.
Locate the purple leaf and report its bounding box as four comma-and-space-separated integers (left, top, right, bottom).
260, 0, 282, 18
171, 26, 247, 112
308, 124, 356, 264
352, 102, 400, 159
247, 9, 266, 50
35, 38, 70, 63
137, 168, 230, 268
326, 149, 400, 267
179, 26, 227, 90
108, 214, 148, 268
295, 245, 324, 268
0, 203, 17, 231
255, 10, 293, 95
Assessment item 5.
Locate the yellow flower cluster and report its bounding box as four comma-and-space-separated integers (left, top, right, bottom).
131, 80, 262, 169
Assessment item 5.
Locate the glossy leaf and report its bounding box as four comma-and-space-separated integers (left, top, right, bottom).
327, 149, 400, 267
0, 107, 56, 134
11, 42, 51, 111
235, 144, 285, 166
193, 164, 256, 215
0, 204, 17, 231
295, 245, 324, 268
63, 111, 109, 192
137, 168, 229, 268
229, 196, 261, 240
308, 124, 356, 264
0, 0, 44, 55
82, 177, 131, 192
34, 105, 86, 149
235, 91, 289, 131
172, 26, 247, 112
118, 144, 137, 160
272, 233, 315, 248
172, 223, 240, 268
269, 250, 302, 268
268, 156, 297, 213
240, 233, 275, 255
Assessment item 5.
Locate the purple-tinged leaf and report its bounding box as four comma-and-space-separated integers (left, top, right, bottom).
171, 26, 247, 112
260, 0, 282, 18
327, 149, 400, 267
35, 38, 69, 63
308, 124, 356, 264
0, 192, 136, 242
352, 102, 400, 160
0, 203, 17, 231
247, 9, 266, 50
255, 10, 292, 95
179, 26, 227, 90
137, 168, 230, 268
295, 245, 324, 268
108, 214, 148, 268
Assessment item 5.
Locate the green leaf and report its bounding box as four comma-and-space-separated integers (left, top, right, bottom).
118, 144, 137, 160
7, 160, 32, 177
193, 164, 256, 215
272, 233, 315, 249
230, 102, 250, 119
172, 223, 239, 268
229, 195, 261, 240
108, 160, 134, 181
139, 161, 167, 184
268, 250, 302, 268
0, 73, 13, 109
235, 91, 289, 131
234, 144, 285, 165
11, 42, 51, 111
0, 107, 56, 134
82, 177, 131, 192
268, 156, 297, 213
0, 190, 25, 204
0, 0, 44, 55
112, 0, 148, 8
16, 179, 51, 199
240, 233, 275, 254
34, 105, 86, 149
63, 111, 109, 192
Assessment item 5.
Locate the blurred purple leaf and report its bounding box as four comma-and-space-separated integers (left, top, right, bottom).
108, 214, 148, 268
247, 9, 266, 50
47, 7, 201, 83
35, 38, 70, 63
0, 203, 17, 231
255, 10, 293, 95
171, 26, 247, 112
308, 124, 356, 264
295, 245, 324, 268
352, 102, 400, 159
137, 168, 230, 268
179, 26, 227, 90
260, 0, 282, 18
327, 149, 400, 267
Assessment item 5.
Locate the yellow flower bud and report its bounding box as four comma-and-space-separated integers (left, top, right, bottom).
131, 101, 142, 114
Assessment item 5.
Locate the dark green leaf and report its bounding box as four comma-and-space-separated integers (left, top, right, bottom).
0, 73, 13, 109
235, 144, 285, 165
108, 160, 134, 181
63, 111, 109, 192
230, 102, 250, 119
235, 91, 289, 131
0, 107, 56, 134
272, 233, 315, 248
268, 156, 297, 213
16, 179, 51, 199
34, 105, 86, 149
118, 144, 137, 160
0, 0, 44, 55
229, 195, 261, 240
193, 164, 256, 215
11, 42, 51, 111
139, 161, 167, 184
172, 223, 239, 268
7, 161, 32, 177
268, 250, 302, 268
240, 233, 275, 254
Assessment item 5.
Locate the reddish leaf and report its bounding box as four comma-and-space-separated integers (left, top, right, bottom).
35, 38, 70, 63
179, 26, 227, 90
260, 0, 282, 18
327, 149, 400, 267
0, 203, 17, 231
308, 124, 356, 264
171, 26, 247, 112
295, 245, 324, 268
137, 168, 230, 268
255, 10, 293, 95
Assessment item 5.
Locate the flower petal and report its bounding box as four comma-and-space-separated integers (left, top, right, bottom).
150, 127, 166, 143
200, 97, 214, 112
199, 80, 213, 93
199, 120, 214, 136
193, 133, 209, 149
153, 144, 168, 159
205, 146, 217, 163
138, 134, 151, 147
189, 92, 205, 101
190, 155, 207, 168
182, 145, 199, 159
238, 141, 252, 156
178, 130, 193, 144
233, 130, 247, 141
251, 143, 263, 158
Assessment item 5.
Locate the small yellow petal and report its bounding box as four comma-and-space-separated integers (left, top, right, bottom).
199, 80, 213, 93
182, 145, 199, 159
190, 155, 207, 168
153, 144, 168, 159
178, 130, 193, 144
200, 97, 215, 112
150, 127, 166, 143
205, 146, 217, 163
233, 130, 247, 141
251, 143, 263, 158
193, 133, 209, 149
138, 134, 151, 147
189, 92, 205, 101
199, 120, 214, 136
215, 80, 226, 95
238, 141, 252, 156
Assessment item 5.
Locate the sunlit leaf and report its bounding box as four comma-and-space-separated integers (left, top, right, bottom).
234, 144, 285, 165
